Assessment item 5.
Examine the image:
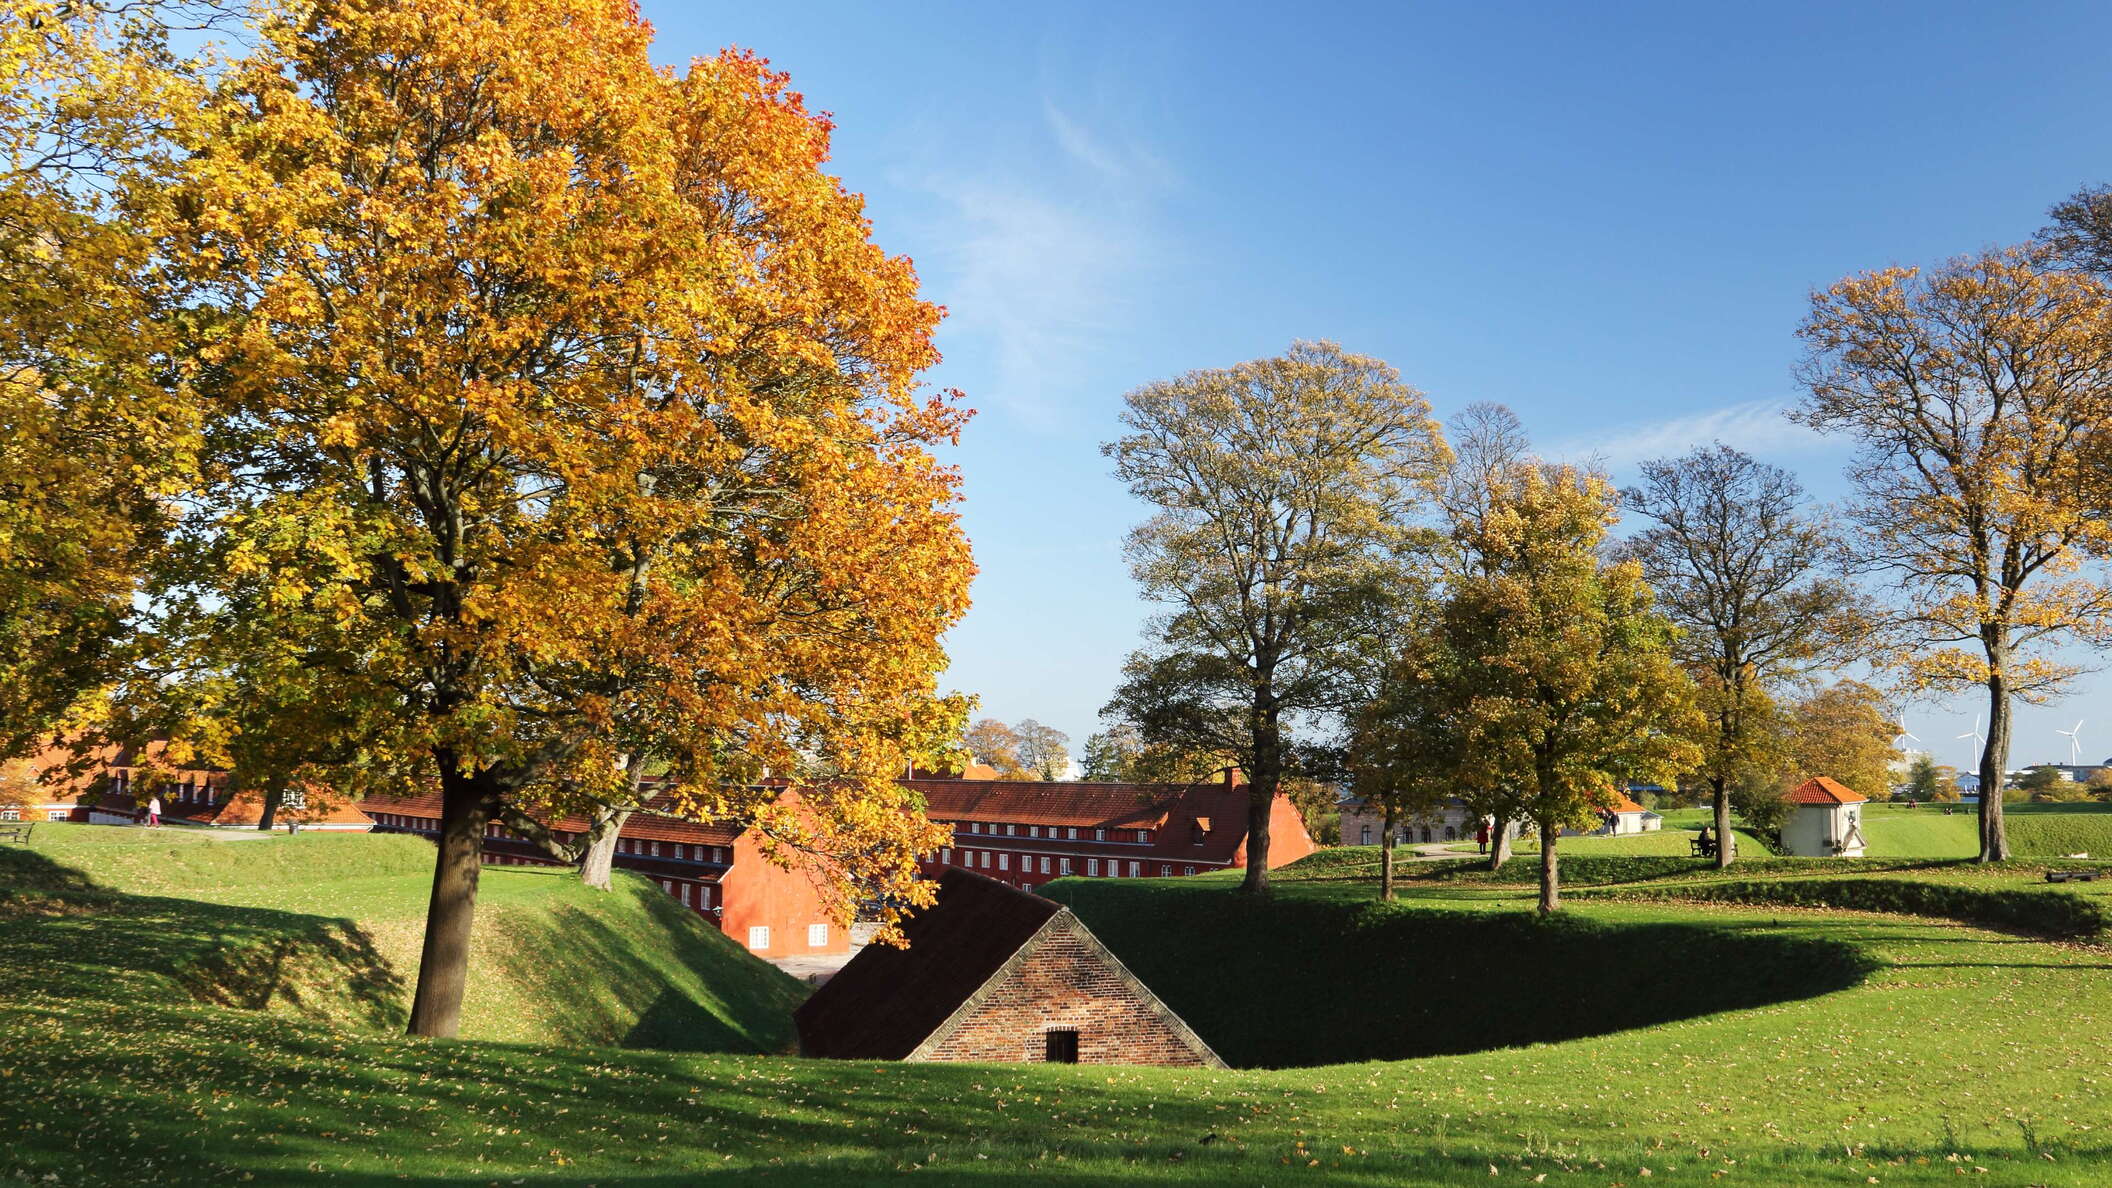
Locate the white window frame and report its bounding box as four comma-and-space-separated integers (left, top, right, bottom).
1060, 857, 1072, 875
1128, 861, 1141, 877
998, 853, 1009, 871
1086, 858, 1099, 876
807, 923, 829, 947
747, 926, 770, 950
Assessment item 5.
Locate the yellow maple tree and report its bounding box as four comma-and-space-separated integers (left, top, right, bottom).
158, 0, 971, 1037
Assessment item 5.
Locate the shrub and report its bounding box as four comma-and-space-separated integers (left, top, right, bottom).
1616, 877, 2111, 940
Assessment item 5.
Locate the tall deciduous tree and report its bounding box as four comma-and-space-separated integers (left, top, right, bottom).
1103, 341, 1448, 894
963, 718, 1029, 778
1783, 680, 1901, 803
1432, 403, 1535, 869
1795, 247, 2112, 862
1347, 599, 1464, 900
163, 0, 970, 1037
0, 1, 226, 754
1013, 719, 1070, 781
1622, 445, 1850, 867
1440, 463, 1702, 912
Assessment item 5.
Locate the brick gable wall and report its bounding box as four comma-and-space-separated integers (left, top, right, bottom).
913, 919, 1218, 1067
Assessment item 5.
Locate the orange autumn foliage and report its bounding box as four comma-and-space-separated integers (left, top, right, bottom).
158, 0, 971, 1035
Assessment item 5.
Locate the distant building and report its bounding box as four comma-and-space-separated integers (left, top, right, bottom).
5, 742, 375, 831
1337, 788, 1659, 847
794, 867, 1223, 1067
362, 789, 849, 958
905, 771, 1315, 890
1337, 796, 1522, 847
1780, 777, 1867, 858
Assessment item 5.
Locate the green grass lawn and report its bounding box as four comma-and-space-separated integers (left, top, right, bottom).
8, 826, 2112, 1184
1443, 824, 1775, 856
1, 822, 806, 1052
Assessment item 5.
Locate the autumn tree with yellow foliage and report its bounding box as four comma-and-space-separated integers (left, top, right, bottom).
159, 0, 972, 1037
1436, 463, 1702, 913
0, 1, 229, 754
1796, 247, 2112, 862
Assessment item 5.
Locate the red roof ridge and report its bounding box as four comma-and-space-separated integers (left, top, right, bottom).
1784, 776, 1867, 805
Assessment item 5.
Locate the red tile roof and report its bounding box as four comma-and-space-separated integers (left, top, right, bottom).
908, 778, 1210, 831
359, 791, 744, 847
207, 788, 374, 828
1607, 791, 1647, 814
1784, 776, 1867, 805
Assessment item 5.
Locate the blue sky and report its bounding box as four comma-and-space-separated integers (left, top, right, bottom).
647, 1, 2112, 772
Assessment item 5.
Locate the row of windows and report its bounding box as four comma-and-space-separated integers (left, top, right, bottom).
0, 806, 53, 822
946, 820, 1154, 844
742, 923, 829, 952
938, 849, 1201, 880
372, 813, 733, 865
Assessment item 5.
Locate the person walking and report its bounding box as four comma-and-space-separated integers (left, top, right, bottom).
145, 793, 161, 828
1475, 822, 1490, 855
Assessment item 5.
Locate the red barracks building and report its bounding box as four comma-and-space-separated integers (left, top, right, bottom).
361, 790, 849, 959
903, 770, 1316, 891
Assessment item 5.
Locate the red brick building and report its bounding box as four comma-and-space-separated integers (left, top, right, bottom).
903, 771, 1316, 890
360, 790, 850, 958
795, 867, 1223, 1066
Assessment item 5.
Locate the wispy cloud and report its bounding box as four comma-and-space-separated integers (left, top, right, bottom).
933, 181, 1137, 428
1546, 397, 1830, 471
1042, 101, 1173, 188
901, 101, 1172, 428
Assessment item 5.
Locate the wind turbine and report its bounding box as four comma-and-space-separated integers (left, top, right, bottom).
1958, 714, 1986, 764
2058, 719, 2085, 767
1895, 720, 1922, 750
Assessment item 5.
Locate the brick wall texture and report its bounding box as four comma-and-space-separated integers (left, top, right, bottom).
915, 921, 1215, 1066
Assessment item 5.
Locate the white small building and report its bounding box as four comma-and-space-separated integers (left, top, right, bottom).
1780, 777, 1867, 857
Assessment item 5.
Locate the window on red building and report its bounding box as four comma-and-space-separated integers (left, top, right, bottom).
1044, 1030, 1079, 1063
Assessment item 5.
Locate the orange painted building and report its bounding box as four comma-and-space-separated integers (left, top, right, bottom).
360, 789, 850, 958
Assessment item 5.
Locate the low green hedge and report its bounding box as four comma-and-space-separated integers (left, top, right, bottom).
1611, 877, 2112, 940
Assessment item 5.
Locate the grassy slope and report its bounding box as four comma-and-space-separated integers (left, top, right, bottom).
2, 822, 806, 1052
7, 839, 2112, 1183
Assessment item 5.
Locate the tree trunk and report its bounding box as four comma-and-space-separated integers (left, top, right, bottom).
1488, 814, 1512, 870
1239, 706, 1281, 895
1712, 774, 1734, 869
1979, 660, 2012, 863
579, 753, 648, 891
1537, 819, 1560, 913
1379, 798, 1396, 901
407, 764, 497, 1038
256, 782, 281, 832
577, 806, 632, 891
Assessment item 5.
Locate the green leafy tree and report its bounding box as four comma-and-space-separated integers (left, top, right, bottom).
1623, 445, 1854, 867
1102, 341, 1448, 893
1437, 462, 1703, 912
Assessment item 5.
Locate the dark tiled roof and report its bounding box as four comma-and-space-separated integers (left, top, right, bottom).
794, 868, 1062, 1060
359, 791, 744, 847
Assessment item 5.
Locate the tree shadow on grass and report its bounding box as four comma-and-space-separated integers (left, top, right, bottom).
0, 845, 404, 1029
478, 870, 804, 1054
1047, 880, 1877, 1068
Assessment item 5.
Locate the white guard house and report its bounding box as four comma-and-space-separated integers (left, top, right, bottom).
1781, 777, 1867, 857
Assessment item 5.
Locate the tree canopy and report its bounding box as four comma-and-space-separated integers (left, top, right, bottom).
1102, 340, 1448, 893
156, 0, 972, 1036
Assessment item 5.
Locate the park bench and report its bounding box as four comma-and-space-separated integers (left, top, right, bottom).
2045, 870, 2099, 884
1688, 835, 1718, 859
0, 822, 33, 844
